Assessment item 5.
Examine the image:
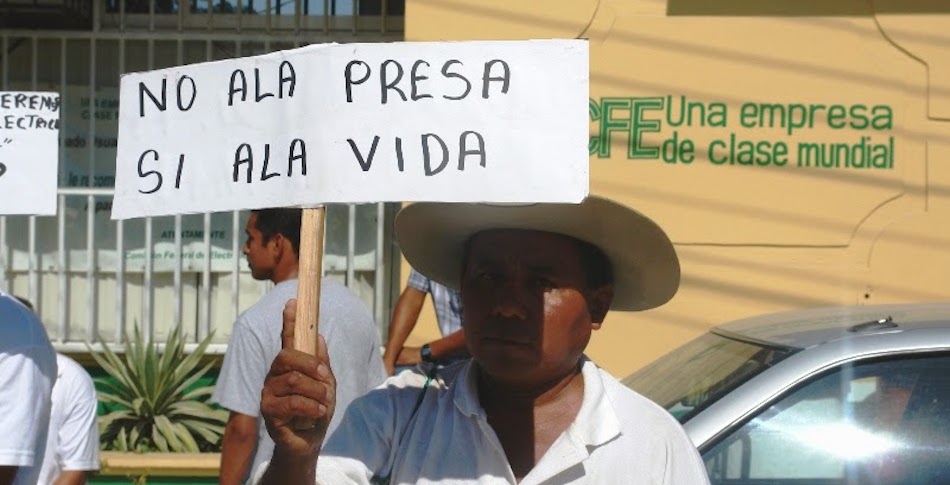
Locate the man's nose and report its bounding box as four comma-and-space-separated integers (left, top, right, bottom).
491, 280, 529, 320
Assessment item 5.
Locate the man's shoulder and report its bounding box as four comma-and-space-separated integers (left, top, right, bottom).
55, 354, 95, 392
318, 279, 374, 328
257, 279, 299, 307
594, 366, 690, 438
236, 280, 298, 327
589, 365, 709, 482
320, 278, 364, 305
55, 354, 87, 380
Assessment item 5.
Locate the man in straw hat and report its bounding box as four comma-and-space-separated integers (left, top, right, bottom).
255, 196, 710, 484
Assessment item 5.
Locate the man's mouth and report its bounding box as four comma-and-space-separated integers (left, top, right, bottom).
483, 336, 532, 346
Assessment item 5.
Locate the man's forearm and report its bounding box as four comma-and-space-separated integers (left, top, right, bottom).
220, 415, 258, 485
428, 329, 468, 361
52, 470, 88, 485
383, 288, 426, 365
220, 438, 256, 485
0, 466, 18, 485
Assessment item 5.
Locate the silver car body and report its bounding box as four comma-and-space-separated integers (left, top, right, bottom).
634, 302, 950, 450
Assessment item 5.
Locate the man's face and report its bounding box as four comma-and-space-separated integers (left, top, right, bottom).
461, 229, 612, 384
243, 213, 277, 281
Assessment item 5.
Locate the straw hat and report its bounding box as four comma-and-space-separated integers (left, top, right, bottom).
394, 196, 679, 311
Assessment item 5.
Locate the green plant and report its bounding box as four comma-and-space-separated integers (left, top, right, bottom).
89, 325, 228, 453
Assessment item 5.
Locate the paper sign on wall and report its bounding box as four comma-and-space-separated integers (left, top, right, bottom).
0, 92, 60, 215
112, 39, 589, 220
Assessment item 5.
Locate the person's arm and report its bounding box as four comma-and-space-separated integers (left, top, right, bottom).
54, 360, 100, 485
0, 466, 17, 485
396, 328, 467, 366
51, 470, 87, 485
219, 412, 259, 485
258, 300, 336, 485
212, 311, 269, 483
382, 287, 427, 375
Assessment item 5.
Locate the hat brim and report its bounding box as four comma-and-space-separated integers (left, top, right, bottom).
394, 196, 680, 311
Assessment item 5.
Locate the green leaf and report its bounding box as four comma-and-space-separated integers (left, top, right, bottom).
88, 340, 137, 398
144, 329, 161, 408
173, 421, 201, 453
156, 329, 185, 403
120, 330, 149, 404
115, 427, 129, 452
154, 415, 185, 452
99, 409, 133, 431
171, 362, 216, 402
168, 400, 217, 417
157, 329, 177, 379
171, 331, 216, 386
152, 423, 169, 452
96, 377, 136, 400
129, 425, 141, 449
97, 392, 134, 409
180, 386, 215, 401
128, 327, 148, 395
180, 419, 225, 444
131, 397, 146, 416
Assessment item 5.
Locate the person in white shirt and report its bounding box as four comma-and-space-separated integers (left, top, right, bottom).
0, 291, 57, 485
38, 353, 101, 485
214, 208, 387, 485
254, 196, 711, 484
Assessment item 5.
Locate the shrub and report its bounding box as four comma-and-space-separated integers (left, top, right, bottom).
89, 326, 228, 453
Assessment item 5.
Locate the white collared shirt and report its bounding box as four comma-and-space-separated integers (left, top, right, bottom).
258, 358, 710, 485
37, 354, 100, 484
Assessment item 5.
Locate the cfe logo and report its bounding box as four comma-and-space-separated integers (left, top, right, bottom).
588, 95, 895, 170
589, 96, 669, 160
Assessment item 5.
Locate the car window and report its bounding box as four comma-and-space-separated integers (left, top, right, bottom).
623, 332, 796, 421
702, 353, 950, 485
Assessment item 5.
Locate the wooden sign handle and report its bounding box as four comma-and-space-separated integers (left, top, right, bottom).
293, 207, 324, 431
295, 206, 324, 354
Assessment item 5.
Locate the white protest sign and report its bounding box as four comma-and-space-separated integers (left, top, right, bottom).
112, 39, 589, 220
0, 92, 60, 215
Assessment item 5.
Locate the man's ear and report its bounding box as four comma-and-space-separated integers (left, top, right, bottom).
270, 233, 286, 256
588, 284, 614, 330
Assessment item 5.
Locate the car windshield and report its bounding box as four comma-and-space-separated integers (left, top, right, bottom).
622, 332, 798, 422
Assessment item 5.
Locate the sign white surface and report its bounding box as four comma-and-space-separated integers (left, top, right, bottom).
0, 91, 60, 215
112, 39, 589, 220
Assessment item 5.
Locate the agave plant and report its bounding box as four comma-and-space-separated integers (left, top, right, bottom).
88, 325, 228, 453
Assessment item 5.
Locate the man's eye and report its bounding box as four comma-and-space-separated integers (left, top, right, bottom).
478, 272, 499, 281
536, 277, 555, 288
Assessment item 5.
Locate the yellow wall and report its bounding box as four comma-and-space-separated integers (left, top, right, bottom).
401, 0, 950, 378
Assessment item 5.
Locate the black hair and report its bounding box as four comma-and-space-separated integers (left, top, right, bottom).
574, 238, 614, 289
252, 208, 302, 255
14, 295, 35, 312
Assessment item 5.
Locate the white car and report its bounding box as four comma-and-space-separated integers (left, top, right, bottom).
623, 302, 950, 485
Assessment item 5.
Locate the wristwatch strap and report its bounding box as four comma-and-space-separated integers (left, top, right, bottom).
420, 343, 434, 363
